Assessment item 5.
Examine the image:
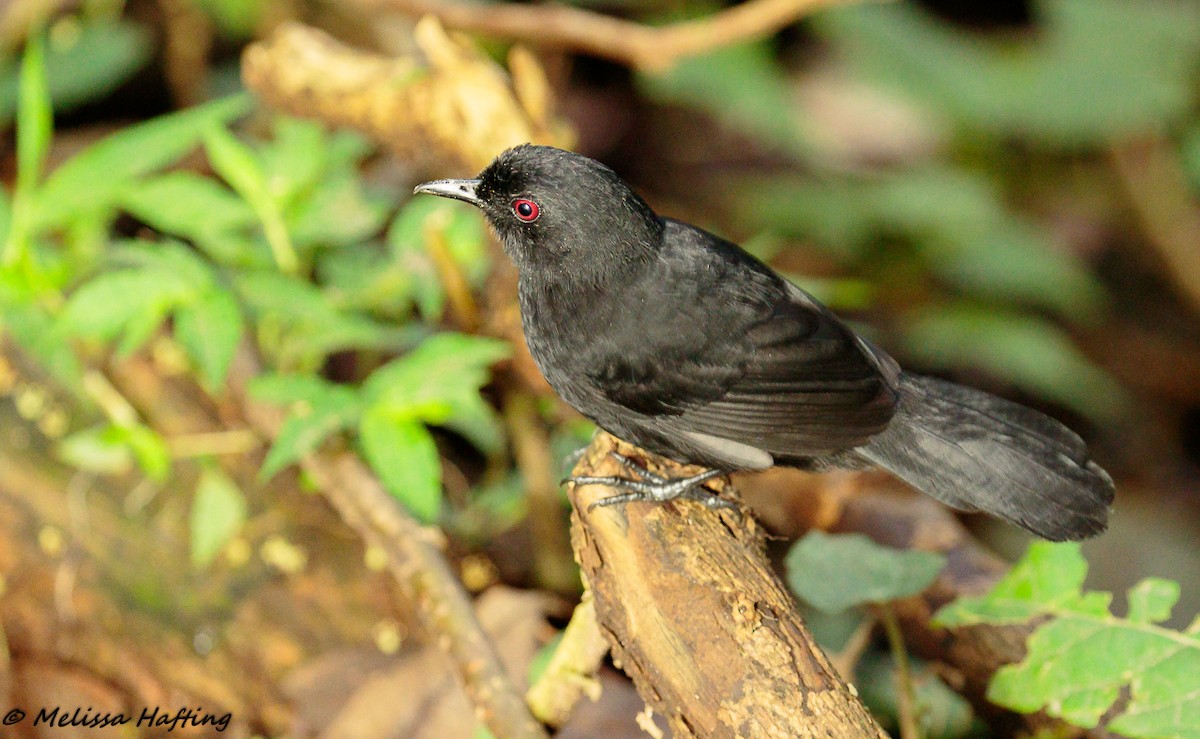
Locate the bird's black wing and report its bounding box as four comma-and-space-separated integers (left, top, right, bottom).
590, 227, 899, 465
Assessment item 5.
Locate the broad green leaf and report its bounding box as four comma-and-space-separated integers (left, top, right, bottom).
55, 422, 170, 482
0, 301, 83, 390
5, 32, 51, 268
936, 542, 1200, 735
174, 288, 244, 391
236, 270, 329, 318
785, 531, 945, 613
16, 32, 52, 202
319, 243, 416, 316
899, 305, 1127, 421
250, 373, 348, 406
259, 116, 328, 206
60, 269, 192, 342
527, 632, 564, 686
114, 300, 170, 358
121, 171, 257, 241
287, 170, 390, 250
191, 0, 269, 37
1127, 579, 1181, 626
816, 0, 1200, 144
388, 198, 490, 320
125, 423, 171, 483
190, 466, 248, 568
439, 393, 506, 455
204, 125, 270, 205
205, 125, 297, 273
108, 239, 215, 286
259, 385, 362, 479
361, 333, 510, 414
237, 270, 413, 363
57, 425, 133, 475
359, 409, 442, 523
854, 652, 979, 739
35, 95, 250, 229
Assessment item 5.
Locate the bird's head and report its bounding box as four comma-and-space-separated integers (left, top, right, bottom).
414, 145, 662, 277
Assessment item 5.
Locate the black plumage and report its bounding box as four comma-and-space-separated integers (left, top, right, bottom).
415, 144, 1114, 541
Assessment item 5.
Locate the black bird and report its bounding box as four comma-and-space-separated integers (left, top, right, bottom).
415, 145, 1114, 541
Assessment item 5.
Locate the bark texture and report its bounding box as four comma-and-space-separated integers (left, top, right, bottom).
567, 433, 886, 738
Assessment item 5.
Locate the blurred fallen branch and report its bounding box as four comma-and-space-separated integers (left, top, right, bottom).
568, 432, 886, 736
355, 0, 869, 72
740, 469, 1109, 737
525, 591, 609, 727
242, 18, 570, 172
106, 347, 550, 738
224, 349, 550, 739
1110, 138, 1200, 317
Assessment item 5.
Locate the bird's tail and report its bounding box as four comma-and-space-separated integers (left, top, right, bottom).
854, 373, 1114, 541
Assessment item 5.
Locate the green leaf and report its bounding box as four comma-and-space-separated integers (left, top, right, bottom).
259, 385, 362, 479
191, 0, 269, 38
388, 198, 490, 321
0, 301, 83, 390
35, 95, 250, 229
784, 531, 945, 613
816, 0, 1200, 145
16, 32, 52, 203
237, 270, 415, 364
174, 288, 244, 391
288, 170, 390, 250
5, 32, 52, 268
55, 422, 171, 482
359, 409, 442, 523
1127, 579, 1180, 626
259, 116, 329, 206
319, 243, 415, 316
205, 125, 298, 274
935, 542, 1200, 736
121, 171, 257, 242
190, 466, 248, 568
125, 423, 172, 483
57, 425, 133, 476
60, 269, 191, 343
854, 652, 979, 739
204, 125, 270, 205
899, 305, 1128, 421
249, 373, 345, 405
362, 333, 510, 414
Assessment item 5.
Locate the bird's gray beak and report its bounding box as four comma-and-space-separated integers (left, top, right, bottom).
413, 178, 483, 207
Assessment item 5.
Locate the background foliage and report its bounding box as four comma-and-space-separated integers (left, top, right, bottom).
2, 0, 1200, 736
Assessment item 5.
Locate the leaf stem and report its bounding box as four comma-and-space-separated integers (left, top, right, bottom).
881, 603, 922, 739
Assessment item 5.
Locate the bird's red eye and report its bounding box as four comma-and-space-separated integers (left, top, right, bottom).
512, 199, 540, 222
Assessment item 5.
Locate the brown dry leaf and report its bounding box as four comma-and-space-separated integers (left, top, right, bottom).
284, 586, 553, 738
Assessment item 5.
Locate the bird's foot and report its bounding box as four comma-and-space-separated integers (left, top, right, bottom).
568, 451, 734, 511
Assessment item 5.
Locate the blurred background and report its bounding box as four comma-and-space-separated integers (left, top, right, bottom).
1, 0, 1199, 736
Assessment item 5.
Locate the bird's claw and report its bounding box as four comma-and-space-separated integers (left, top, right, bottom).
567, 452, 734, 511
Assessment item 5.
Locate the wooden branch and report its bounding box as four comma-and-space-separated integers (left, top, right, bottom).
567, 432, 886, 737
740, 469, 1109, 737
1109, 138, 1200, 317
354, 0, 871, 72
241, 19, 569, 173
